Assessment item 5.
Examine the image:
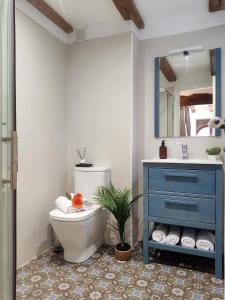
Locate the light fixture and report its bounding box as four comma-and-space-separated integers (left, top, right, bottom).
169, 45, 202, 55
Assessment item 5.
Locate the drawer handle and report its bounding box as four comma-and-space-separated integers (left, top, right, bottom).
164, 172, 198, 179
165, 200, 198, 207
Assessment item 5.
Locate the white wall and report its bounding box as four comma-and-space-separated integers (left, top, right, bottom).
140, 26, 225, 163
136, 25, 225, 240
131, 33, 143, 244
66, 33, 134, 245
66, 33, 132, 191
16, 10, 67, 267
16, 10, 225, 258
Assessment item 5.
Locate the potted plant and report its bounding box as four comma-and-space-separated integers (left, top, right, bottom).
94, 184, 142, 261
206, 147, 221, 161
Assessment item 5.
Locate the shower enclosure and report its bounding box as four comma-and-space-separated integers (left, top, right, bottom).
159, 88, 174, 137
0, 0, 17, 299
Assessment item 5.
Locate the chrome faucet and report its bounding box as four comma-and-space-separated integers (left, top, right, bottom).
181, 144, 188, 160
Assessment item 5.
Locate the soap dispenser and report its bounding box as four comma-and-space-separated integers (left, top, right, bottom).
159, 140, 167, 159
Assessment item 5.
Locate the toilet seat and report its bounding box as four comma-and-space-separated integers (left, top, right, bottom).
49, 204, 102, 222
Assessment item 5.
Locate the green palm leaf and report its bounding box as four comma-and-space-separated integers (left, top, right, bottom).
93, 184, 142, 249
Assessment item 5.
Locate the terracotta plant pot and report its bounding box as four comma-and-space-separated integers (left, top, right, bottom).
115, 243, 132, 261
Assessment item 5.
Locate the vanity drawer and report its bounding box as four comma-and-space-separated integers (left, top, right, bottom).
148, 168, 215, 195
148, 194, 215, 224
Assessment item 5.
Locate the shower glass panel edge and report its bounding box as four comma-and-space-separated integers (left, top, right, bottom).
0, 0, 16, 299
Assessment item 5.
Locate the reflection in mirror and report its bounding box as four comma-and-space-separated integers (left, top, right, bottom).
156, 48, 221, 138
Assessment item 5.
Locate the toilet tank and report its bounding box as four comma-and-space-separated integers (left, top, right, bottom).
74, 167, 111, 202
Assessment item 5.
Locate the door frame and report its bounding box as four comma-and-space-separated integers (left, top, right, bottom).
12, 0, 17, 298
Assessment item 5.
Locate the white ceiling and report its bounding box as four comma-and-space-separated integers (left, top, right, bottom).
168, 50, 210, 75
44, 0, 210, 27
16, 0, 225, 43
45, 0, 121, 27
136, 0, 209, 19
160, 50, 212, 86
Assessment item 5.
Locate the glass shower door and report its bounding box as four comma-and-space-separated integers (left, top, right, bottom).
0, 1, 17, 299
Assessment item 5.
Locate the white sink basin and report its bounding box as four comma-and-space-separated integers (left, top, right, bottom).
142, 158, 223, 165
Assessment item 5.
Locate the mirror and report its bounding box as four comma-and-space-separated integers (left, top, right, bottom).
154, 48, 221, 138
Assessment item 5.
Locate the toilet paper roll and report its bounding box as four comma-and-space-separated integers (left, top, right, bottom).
208, 117, 223, 129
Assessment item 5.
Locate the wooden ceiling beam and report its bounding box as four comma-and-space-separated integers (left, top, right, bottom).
112, 0, 130, 20
180, 93, 213, 107
208, 0, 225, 12
112, 0, 144, 29
26, 0, 73, 33
123, 0, 144, 29
160, 57, 177, 82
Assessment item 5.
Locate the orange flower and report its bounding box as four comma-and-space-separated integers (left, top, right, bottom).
72, 193, 83, 209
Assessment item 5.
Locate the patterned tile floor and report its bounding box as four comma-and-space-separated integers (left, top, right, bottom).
17, 245, 224, 300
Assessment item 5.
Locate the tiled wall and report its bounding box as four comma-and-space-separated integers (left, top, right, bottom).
140, 25, 225, 163
131, 33, 143, 245
135, 25, 225, 241
16, 10, 67, 267
16, 9, 225, 264
66, 33, 133, 192
66, 33, 134, 245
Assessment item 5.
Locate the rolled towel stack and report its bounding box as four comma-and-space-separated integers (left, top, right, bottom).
196, 230, 215, 251
55, 196, 93, 214
55, 196, 76, 214
181, 228, 196, 248
152, 224, 168, 243
165, 225, 181, 245
151, 224, 215, 252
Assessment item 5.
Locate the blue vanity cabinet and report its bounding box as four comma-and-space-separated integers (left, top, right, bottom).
143, 161, 224, 279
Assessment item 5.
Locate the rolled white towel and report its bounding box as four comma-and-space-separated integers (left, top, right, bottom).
152, 224, 168, 243
55, 196, 94, 214
181, 228, 196, 248
55, 196, 76, 214
196, 230, 214, 251
165, 225, 181, 245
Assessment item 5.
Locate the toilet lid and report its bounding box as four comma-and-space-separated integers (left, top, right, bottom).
49, 204, 102, 222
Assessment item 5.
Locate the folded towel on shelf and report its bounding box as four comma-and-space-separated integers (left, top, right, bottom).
55, 196, 93, 214
181, 228, 196, 248
165, 225, 181, 245
152, 224, 168, 243
196, 230, 215, 251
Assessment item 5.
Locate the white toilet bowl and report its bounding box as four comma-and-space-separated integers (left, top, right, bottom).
49, 204, 106, 263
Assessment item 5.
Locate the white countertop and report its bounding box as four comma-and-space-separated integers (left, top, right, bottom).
142, 158, 223, 165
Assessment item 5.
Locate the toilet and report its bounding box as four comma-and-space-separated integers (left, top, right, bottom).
49, 167, 111, 263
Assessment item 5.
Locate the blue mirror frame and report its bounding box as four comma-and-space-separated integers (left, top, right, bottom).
154, 48, 222, 138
